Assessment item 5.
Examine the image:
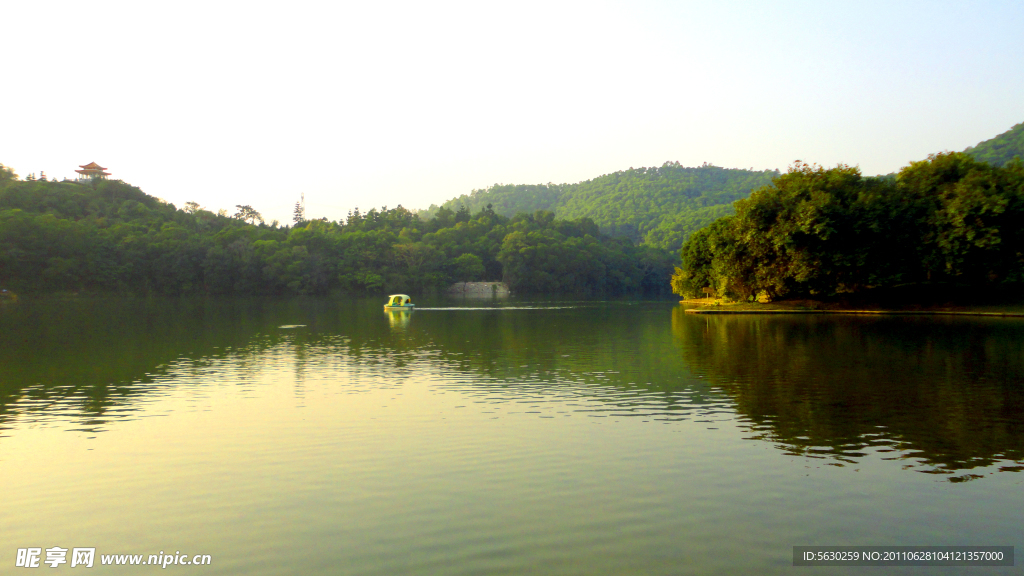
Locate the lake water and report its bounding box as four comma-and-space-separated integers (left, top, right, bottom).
1, 297, 1021, 574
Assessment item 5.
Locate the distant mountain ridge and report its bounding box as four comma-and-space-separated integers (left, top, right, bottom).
423, 162, 778, 251
423, 121, 1024, 252
964, 122, 1024, 167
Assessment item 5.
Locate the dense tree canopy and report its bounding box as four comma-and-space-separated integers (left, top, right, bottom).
0, 164, 16, 186
964, 122, 1024, 168
0, 177, 674, 297
672, 153, 1024, 300
421, 162, 777, 251
12, 119, 1021, 301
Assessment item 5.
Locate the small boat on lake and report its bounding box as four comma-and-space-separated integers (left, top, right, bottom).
384, 294, 414, 310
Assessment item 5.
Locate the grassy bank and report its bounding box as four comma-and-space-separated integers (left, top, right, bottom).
682, 299, 1024, 316
680, 285, 1024, 316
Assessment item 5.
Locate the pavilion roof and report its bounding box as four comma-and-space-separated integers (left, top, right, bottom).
79, 162, 107, 170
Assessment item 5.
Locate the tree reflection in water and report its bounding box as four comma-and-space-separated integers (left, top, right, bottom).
4, 298, 1023, 482
672, 307, 1024, 477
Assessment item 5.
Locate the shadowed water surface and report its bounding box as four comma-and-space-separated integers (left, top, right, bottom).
1, 297, 1021, 574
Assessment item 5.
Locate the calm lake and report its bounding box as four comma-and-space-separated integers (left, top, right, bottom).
1, 297, 1021, 574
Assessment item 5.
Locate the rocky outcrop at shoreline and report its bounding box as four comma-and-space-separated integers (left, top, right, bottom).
446, 282, 510, 297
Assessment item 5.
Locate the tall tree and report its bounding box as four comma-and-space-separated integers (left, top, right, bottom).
0, 163, 17, 186
234, 205, 264, 225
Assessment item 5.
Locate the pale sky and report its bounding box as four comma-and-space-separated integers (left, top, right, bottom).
4, 0, 1023, 225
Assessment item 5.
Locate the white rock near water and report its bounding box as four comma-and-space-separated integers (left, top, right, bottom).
446, 282, 511, 297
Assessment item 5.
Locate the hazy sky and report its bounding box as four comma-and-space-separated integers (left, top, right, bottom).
4, 0, 1023, 224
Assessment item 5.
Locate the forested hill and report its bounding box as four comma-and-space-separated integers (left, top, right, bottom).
964, 122, 1024, 167
0, 167, 674, 296
422, 162, 778, 251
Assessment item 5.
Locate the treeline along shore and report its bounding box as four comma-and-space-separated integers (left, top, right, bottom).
672, 152, 1024, 303
3, 121, 1022, 301
0, 166, 674, 297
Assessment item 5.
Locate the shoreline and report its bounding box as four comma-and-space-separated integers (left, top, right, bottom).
679, 299, 1024, 317
684, 308, 1024, 317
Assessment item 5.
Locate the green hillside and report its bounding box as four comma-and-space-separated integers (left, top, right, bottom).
964, 122, 1024, 167
423, 162, 778, 251
0, 167, 674, 296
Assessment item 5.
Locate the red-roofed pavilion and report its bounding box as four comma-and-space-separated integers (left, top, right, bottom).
75, 162, 111, 180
